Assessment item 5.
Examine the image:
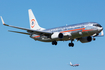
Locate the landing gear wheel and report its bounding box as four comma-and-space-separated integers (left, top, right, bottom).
93, 38, 96, 41
54, 41, 57, 45
52, 41, 57, 45
68, 43, 74, 47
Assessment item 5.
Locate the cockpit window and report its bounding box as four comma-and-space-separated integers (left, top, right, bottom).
93, 24, 102, 27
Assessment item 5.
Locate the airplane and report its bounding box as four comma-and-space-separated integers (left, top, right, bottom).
0, 9, 104, 47
70, 62, 79, 67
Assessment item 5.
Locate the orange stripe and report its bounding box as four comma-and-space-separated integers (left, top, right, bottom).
33, 35, 40, 38
61, 28, 85, 33
32, 28, 93, 38
82, 29, 93, 32
61, 28, 93, 33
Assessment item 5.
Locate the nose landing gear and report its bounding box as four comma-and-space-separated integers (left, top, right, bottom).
93, 37, 96, 41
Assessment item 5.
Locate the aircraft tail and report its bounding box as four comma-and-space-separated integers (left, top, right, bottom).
28, 9, 45, 30
70, 62, 72, 65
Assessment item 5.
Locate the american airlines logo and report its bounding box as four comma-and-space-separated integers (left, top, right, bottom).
31, 19, 35, 28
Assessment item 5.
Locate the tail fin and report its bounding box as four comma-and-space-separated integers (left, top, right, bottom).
28, 9, 45, 30
70, 62, 72, 65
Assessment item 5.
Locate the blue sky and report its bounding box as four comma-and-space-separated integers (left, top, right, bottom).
0, 0, 105, 70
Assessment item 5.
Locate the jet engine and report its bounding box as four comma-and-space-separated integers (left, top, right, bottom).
80, 36, 92, 43
51, 32, 63, 39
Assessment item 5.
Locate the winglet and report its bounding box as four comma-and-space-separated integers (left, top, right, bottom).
70, 62, 72, 65
0, 16, 5, 25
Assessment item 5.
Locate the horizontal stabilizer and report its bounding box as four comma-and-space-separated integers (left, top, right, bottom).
8, 30, 30, 35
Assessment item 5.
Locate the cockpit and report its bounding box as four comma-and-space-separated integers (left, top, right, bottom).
93, 23, 102, 27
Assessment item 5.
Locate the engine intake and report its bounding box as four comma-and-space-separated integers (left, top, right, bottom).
58, 33, 63, 38
80, 36, 92, 43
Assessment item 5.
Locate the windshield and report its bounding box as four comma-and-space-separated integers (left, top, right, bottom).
93, 24, 102, 27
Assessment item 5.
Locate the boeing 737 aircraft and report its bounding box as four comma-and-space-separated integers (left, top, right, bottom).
70, 62, 79, 67
1, 9, 104, 47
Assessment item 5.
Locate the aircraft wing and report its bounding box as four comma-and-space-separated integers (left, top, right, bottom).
8, 30, 30, 35
1, 16, 52, 35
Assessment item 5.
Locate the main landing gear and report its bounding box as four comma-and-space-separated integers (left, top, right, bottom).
52, 41, 57, 45
68, 39, 74, 47
52, 40, 74, 47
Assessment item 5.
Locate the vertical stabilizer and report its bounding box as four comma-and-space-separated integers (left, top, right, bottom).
28, 9, 45, 30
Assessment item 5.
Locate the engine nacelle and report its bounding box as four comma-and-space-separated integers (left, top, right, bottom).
80, 36, 92, 43
51, 32, 63, 39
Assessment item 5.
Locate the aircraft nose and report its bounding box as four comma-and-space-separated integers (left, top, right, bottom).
98, 27, 103, 31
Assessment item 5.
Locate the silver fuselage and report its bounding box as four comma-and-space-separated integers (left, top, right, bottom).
31, 22, 103, 42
